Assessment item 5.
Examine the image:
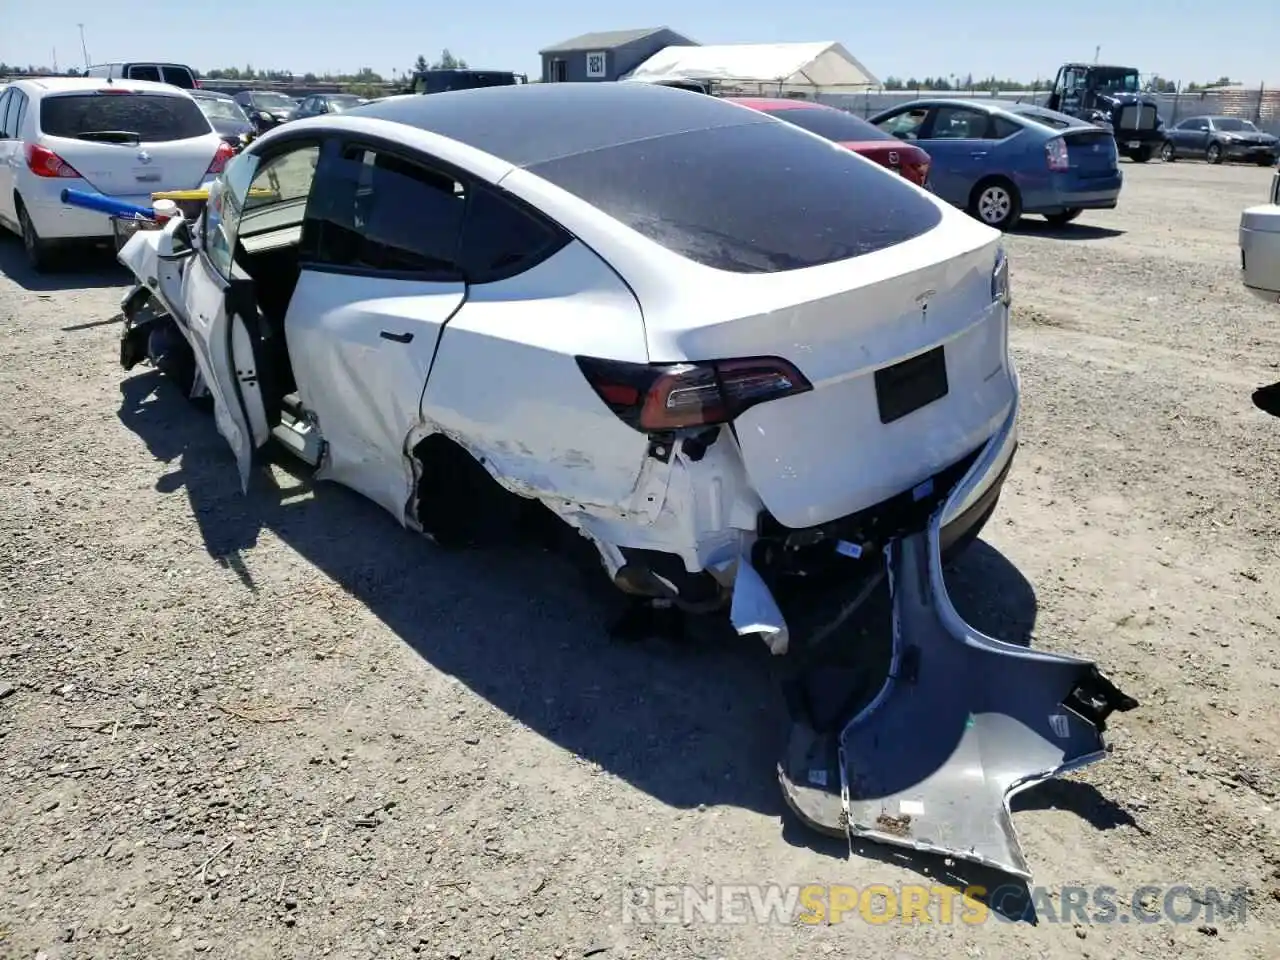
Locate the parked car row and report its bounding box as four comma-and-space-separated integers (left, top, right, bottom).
1161, 115, 1279, 165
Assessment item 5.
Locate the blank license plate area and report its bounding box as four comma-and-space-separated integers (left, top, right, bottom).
874, 346, 948, 424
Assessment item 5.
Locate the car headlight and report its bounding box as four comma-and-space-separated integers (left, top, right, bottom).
992, 247, 1011, 307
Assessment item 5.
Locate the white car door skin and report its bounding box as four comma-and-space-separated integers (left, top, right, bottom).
0, 89, 18, 226
180, 250, 270, 490
284, 272, 465, 519
179, 161, 270, 490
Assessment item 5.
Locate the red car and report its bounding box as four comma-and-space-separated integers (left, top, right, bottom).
726, 97, 932, 187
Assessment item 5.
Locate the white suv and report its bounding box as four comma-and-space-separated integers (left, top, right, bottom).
0, 77, 234, 271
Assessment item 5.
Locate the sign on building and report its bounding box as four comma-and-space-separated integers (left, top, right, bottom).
585, 51, 607, 78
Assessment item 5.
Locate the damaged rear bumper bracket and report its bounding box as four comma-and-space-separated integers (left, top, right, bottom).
778, 469, 1138, 882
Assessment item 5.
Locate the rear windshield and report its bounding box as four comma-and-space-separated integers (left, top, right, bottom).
251, 92, 297, 110
759, 106, 894, 144
40, 92, 211, 142
1012, 109, 1071, 130
528, 119, 942, 274
196, 97, 249, 122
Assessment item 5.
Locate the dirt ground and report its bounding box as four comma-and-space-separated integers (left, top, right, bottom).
1, 160, 1279, 960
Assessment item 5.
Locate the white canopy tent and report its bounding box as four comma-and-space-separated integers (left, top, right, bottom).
621, 42, 879, 96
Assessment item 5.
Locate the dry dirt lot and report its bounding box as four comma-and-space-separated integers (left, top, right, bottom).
1, 161, 1279, 960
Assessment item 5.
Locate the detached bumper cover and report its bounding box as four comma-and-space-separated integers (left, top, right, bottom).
778, 401, 1138, 881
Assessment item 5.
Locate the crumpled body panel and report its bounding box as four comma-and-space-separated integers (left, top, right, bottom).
779, 510, 1137, 881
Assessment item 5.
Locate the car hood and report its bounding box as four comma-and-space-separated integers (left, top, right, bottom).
1221, 131, 1278, 144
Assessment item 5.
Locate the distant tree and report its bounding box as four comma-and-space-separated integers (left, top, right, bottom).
905, 77, 921, 89
413, 54, 429, 73
302, 72, 318, 83
882, 76, 904, 90
432, 49, 468, 70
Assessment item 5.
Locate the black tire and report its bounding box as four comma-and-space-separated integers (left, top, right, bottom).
968, 178, 1022, 231
1258, 157, 1276, 167
1132, 146, 1153, 163
1206, 142, 1222, 164
1160, 141, 1176, 162
1044, 208, 1082, 227
16, 200, 55, 273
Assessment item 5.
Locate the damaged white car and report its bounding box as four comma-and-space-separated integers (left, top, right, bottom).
103, 82, 1137, 879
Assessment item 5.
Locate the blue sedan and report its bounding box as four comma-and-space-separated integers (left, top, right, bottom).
868, 98, 1123, 230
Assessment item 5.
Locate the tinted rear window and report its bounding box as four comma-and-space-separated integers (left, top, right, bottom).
760, 106, 893, 144
161, 66, 196, 89
40, 92, 211, 142
527, 120, 942, 274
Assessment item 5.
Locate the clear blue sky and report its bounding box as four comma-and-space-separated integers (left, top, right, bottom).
0, 0, 1270, 87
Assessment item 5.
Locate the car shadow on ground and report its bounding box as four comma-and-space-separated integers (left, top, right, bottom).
1252, 381, 1280, 418
117, 371, 1126, 913
1012, 219, 1125, 241
0, 234, 127, 292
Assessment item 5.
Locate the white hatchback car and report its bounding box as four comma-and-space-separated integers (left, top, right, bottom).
0, 76, 234, 270
112, 83, 1138, 879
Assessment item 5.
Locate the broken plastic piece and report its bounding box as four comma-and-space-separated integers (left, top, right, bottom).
779, 522, 1138, 882
730, 552, 789, 655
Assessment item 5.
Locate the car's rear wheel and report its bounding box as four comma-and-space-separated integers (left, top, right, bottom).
16, 200, 55, 273
1206, 142, 1223, 164
1131, 146, 1153, 163
1258, 157, 1276, 167
968, 179, 1021, 231
1044, 208, 1082, 227
1160, 141, 1176, 162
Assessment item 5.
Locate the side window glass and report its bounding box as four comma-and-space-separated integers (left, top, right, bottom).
303, 144, 466, 279
458, 187, 569, 283
930, 107, 989, 139
990, 116, 1021, 140
0, 91, 13, 139
130, 65, 162, 83
878, 108, 928, 140
203, 143, 320, 278
15, 92, 28, 138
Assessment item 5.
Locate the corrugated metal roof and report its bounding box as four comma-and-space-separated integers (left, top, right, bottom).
539, 27, 674, 54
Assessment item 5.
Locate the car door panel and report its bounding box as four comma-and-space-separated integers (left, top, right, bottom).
0, 90, 17, 227
180, 250, 271, 489
421, 239, 652, 512
917, 108, 997, 207
284, 271, 466, 519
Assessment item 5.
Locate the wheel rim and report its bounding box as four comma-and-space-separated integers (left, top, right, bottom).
1208, 145, 1220, 162
978, 187, 1011, 225
1161, 143, 1173, 160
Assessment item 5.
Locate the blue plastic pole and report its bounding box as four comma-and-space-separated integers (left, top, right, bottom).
60, 188, 154, 221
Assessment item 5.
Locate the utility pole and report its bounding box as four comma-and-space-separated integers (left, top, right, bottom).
78, 24, 90, 70
1093, 45, 1101, 64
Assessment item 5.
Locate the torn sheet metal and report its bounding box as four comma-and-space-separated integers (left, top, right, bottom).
779, 510, 1137, 882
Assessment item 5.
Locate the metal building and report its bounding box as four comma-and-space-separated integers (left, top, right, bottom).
538, 27, 698, 84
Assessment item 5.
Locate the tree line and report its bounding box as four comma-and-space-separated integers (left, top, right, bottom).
879, 74, 1241, 93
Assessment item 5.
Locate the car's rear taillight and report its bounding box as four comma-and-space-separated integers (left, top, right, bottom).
576, 356, 813, 432
1045, 137, 1070, 172
206, 141, 236, 176
902, 157, 930, 187
25, 143, 82, 179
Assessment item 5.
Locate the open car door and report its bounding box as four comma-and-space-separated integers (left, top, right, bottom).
179, 152, 286, 490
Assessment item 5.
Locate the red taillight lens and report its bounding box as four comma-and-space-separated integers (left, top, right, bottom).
1045, 137, 1070, 172
576, 356, 813, 432
902, 158, 930, 186
206, 141, 236, 176
25, 143, 82, 179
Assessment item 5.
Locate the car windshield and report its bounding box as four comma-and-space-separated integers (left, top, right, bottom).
326, 97, 365, 112
1011, 108, 1070, 129
253, 93, 296, 110
1214, 118, 1257, 132
1094, 71, 1140, 93
40, 91, 212, 142
196, 97, 249, 123
756, 105, 893, 143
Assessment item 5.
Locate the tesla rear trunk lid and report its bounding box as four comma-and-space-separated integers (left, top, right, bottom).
39, 90, 218, 197
685, 235, 1013, 530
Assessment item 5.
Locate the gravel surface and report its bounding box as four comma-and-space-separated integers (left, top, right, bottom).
1, 160, 1279, 960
